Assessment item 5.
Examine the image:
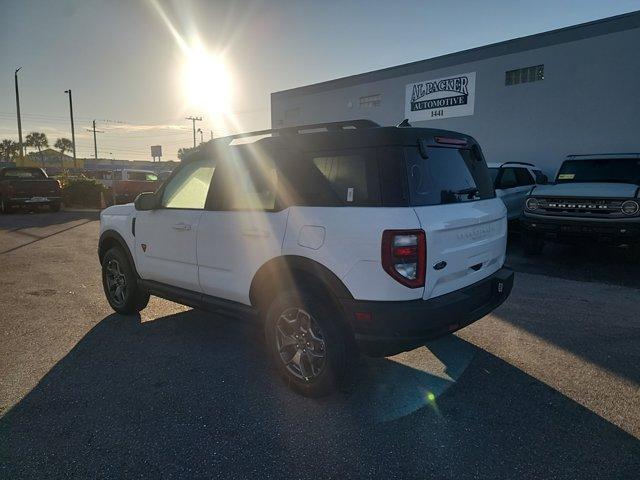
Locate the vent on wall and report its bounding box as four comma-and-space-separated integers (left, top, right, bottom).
359, 94, 381, 108
505, 65, 544, 86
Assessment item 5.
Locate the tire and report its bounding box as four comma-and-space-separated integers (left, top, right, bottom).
50, 202, 61, 212
522, 235, 545, 255
264, 289, 349, 397
0, 199, 10, 214
101, 246, 150, 314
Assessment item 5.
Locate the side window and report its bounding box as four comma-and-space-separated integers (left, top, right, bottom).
514, 168, 535, 186
497, 168, 517, 189
312, 151, 380, 205
533, 169, 548, 184
221, 149, 278, 211
161, 159, 215, 209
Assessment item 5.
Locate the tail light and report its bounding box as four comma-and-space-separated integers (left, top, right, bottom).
381, 229, 426, 288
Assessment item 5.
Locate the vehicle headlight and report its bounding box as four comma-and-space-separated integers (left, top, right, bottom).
621, 200, 639, 215
525, 197, 539, 211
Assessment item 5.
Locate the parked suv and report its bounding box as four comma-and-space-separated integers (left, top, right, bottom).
487, 162, 548, 220
99, 120, 514, 396
521, 153, 640, 254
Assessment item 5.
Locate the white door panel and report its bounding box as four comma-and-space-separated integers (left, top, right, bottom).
135, 209, 203, 291
197, 210, 288, 304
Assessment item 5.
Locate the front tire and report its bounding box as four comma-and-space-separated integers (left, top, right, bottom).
101, 246, 150, 314
264, 290, 349, 397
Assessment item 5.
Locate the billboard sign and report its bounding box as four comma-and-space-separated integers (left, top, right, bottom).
150, 145, 162, 158
405, 72, 476, 122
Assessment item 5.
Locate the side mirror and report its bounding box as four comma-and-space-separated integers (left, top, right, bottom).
538, 174, 549, 185
134, 192, 159, 211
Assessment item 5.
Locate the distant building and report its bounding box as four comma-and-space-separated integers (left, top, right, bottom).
271, 11, 640, 176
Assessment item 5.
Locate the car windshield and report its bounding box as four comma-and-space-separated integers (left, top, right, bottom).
128, 171, 158, 182
405, 146, 495, 206
556, 158, 640, 184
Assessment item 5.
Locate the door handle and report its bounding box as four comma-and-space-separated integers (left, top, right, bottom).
241, 228, 269, 237
172, 223, 192, 231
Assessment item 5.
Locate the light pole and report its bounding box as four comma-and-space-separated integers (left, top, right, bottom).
14, 67, 24, 159
186, 116, 202, 148
64, 89, 77, 168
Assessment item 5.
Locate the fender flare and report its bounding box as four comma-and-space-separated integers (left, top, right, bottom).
98, 229, 139, 276
249, 255, 354, 308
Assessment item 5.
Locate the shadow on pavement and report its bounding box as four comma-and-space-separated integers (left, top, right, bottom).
1, 309, 638, 478
0, 210, 99, 233
505, 230, 640, 289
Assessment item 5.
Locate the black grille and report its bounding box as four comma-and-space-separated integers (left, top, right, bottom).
537, 198, 623, 216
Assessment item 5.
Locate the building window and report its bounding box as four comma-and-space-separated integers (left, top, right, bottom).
505, 65, 544, 86
359, 94, 381, 108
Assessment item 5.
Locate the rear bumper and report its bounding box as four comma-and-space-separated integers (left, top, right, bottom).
521, 214, 640, 243
340, 268, 514, 357
6, 196, 61, 206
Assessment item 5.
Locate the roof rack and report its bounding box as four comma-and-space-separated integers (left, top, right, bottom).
214, 119, 381, 146
499, 161, 535, 167
566, 153, 640, 159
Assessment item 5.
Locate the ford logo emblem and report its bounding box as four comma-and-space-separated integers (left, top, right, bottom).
433, 261, 447, 270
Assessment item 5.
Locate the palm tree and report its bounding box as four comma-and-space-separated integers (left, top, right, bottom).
25, 132, 48, 168
54, 138, 73, 168
0, 139, 19, 162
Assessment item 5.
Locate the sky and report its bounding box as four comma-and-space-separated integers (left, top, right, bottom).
1, 0, 639, 162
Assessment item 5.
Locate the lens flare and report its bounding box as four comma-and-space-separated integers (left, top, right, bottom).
182, 46, 232, 118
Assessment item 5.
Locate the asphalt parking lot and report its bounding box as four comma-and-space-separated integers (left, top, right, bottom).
0, 211, 638, 479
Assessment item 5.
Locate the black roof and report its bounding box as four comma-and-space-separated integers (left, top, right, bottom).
273, 10, 640, 99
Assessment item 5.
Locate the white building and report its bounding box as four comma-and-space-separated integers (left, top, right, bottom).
271, 11, 640, 175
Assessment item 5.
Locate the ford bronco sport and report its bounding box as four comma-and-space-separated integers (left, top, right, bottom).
99, 120, 514, 396
521, 153, 640, 255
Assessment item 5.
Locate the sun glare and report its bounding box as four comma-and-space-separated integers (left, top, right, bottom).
182, 46, 232, 117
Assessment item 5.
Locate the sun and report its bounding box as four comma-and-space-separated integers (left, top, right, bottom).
182, 46, 232, 117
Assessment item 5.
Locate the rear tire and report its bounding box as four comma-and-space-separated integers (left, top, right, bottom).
264, 289, 349, 397
522, 235, 545, 255
0, 199, 10, 214
101, 246, 150, 314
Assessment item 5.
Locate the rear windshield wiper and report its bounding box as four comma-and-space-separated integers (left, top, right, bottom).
454, 187, 479, 198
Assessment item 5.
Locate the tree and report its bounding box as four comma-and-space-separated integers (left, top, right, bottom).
54, 138, 73, 167
177, 147, 195, 161
0, 139, 19, 162
25, 132, 48, 168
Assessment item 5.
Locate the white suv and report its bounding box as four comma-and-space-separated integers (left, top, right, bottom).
99, 120, 514, 396
488, 162, 548, 220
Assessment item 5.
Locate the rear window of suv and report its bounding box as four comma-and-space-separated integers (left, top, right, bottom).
405, 146, 494, 206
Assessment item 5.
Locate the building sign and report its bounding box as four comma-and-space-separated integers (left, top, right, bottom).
405, 72, 476, 122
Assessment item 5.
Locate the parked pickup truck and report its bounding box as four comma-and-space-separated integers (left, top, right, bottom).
86, 169, 159, 205
521, 153, 640, 254
0, 167, 62, 213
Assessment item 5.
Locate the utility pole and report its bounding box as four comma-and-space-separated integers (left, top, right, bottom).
197, 128, 203, 145
186, 116, 202, 148
210, 130, 213, 140
14, 67, 23, 159
85, 120, 103, 160
64, 89, 77, 168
